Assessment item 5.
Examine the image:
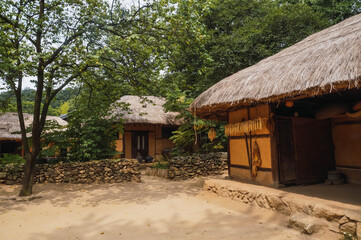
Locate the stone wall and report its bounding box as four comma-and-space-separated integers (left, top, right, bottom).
167, 152, 227, 180
0, 159, 141, 184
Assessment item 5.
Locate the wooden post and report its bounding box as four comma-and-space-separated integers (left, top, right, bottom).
270, 104, 280, 187
154, 125, 156, 160
227, 111, 231, 178
21, 142, 25, 157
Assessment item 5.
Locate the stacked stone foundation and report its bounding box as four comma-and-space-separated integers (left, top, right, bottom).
0, 159, 141, 184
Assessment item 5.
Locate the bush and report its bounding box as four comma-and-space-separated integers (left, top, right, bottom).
151, 161, 169, 169
0, 154, 25, 164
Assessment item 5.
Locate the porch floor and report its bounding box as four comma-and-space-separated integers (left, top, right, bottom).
284, 182, 361, 206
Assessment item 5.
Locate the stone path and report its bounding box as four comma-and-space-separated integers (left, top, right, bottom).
0, 175, 339, 240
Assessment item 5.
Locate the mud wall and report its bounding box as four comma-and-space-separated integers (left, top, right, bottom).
332, 117, 361, 184
228, 105, 273, 185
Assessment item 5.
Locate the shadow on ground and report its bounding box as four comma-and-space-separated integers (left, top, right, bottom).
0, 176, 204, 213
26, 202, 299, 240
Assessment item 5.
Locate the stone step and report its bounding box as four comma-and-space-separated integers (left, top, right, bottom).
288, 213, 330, 234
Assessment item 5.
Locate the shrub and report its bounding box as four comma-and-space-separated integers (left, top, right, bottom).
151, 161, 169, 169
0, 154, 25, 165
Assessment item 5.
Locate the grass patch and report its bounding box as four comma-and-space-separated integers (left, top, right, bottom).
151, 161, 169, 169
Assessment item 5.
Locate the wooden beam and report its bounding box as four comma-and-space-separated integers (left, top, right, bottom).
229, 134, 271, 140
230, 164, 272, 172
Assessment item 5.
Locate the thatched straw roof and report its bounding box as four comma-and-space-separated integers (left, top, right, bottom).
190, 14, 361, 118
0, 112, 67, 140
111, 95, 182, 125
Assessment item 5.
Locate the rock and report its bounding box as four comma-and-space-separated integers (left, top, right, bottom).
356, 222, 361, 240
339, 216, 349, 225
288, 213, 326, 234
39, 176, 45, 183
255, 195, 266, 208
6, 180, 14, 184
340, 222, 356, 236
312, 207, 343, 222
1, 159, 142, 185
78, 178, 87, 183
266, 195, 287, 213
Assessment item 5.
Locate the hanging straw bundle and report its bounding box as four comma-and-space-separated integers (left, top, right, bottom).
225, 118, 266, 136
208, 128, 217, 142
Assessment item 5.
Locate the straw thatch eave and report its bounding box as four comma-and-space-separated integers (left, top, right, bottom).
110, 95, 183, 126
0, 112, 67, 140
190, 14, 361, 119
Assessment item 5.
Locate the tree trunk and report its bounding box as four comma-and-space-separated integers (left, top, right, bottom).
19, 153, 38, 196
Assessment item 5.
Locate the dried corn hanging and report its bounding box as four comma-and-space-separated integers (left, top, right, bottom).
225, 118, 265, 136
208, 128, 217, 142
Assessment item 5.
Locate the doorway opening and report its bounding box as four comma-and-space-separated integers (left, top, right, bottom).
275, 88, 361, 185
131, 131, 149, 159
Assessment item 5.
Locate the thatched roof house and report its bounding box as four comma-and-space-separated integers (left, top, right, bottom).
190, 14, 361, 187
111, 95, 182, 125
190, 13, 361, 119
0, 112, 67, 139
0, 112, 67, 156
110, 95, 181, 161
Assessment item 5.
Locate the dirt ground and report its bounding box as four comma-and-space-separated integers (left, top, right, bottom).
0, 175, 339, 240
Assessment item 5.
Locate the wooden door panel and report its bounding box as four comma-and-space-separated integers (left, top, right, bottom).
293, 118, 333, 184
278, 119, 296, 183
131, 131, 149, 158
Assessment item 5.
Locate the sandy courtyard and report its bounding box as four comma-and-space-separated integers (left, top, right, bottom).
0, 175, 337, 240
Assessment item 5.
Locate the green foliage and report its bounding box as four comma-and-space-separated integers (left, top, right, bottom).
278, 0, 361, 23
152, 161, 169, 169
58, 101, 71, 115
170, 118, 227, 155
0, 154, 25, 165
38, 120, 69, 161
164, 90, 227, 155
0, 88, 78, 115
156, 0, 360, 100
59, 84, 127, 162
339, 232, 354, 240
66, 114, 122, 161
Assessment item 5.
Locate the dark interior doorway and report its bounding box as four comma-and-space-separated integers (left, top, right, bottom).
0, 140, 22, 156
277, 118, 334, 185
278, 119, 297, 184
131, 131, 149, 159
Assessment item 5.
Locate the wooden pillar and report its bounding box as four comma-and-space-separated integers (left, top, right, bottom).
270, 104, 280, 187
21, 142, 25, 157
227, 112, 231, 178
154, 125, 156, 160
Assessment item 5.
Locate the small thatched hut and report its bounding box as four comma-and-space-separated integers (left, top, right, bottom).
0, 112, 67, 156
111, 95, 182, 161
190, 14, 361, 186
